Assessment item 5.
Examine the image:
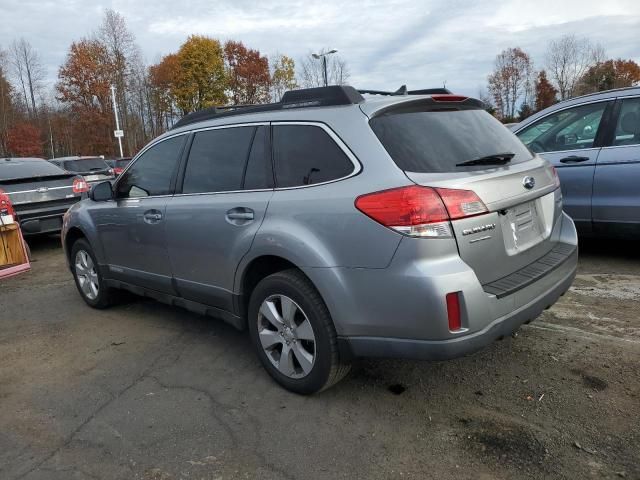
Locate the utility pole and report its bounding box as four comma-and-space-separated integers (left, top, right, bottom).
312, 50, 338, 87
110, 85, 124, 157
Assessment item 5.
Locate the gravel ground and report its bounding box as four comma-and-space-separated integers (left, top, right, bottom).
0, 235, 638, 480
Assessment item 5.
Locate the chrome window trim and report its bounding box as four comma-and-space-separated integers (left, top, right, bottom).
112, 121, 362, 200
7, 185, 75, 195
171, 121, 362, 197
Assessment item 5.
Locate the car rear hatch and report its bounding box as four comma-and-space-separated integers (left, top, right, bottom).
368, 96, 567, 286
0, 160, 88, 233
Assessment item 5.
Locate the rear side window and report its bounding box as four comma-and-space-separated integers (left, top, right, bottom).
613, 97, 640, 146
370, 108, 533, 173
273, 125, 354, 187
182, 127, 255, 194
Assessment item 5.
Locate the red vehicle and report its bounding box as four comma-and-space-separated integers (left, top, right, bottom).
0, 191, 30, 280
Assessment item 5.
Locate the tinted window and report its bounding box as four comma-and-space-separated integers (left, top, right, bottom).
116, 135, 185, 198
182, 127, 255, 194
0, 159, 67, 180
370, 108, 533, 173
517, 102, 608, 153
613, 98, 640, 146
243, 126, 273, 190
273, 125, 353, 187
62, 158, 110, 173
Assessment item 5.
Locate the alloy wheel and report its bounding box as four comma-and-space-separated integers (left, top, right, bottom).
257, 294, 316, 379
75, 250, 99, 300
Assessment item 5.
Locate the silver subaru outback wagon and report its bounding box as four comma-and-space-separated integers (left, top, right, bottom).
62, 86, 578, 394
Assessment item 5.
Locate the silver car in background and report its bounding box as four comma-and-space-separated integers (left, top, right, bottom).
62, 86, 578, 394
514, 86, 640, 237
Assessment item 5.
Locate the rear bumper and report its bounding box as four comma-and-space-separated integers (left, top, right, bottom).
341, 248, 576, 360
306, 212, 578, 361
16, 201, 79, 234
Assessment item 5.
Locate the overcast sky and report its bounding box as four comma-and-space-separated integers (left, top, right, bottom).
1, 0, 639, 97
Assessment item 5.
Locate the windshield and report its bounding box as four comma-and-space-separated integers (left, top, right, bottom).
370, 108, 533, 173
0, 160, 67, 180
62, 158, 110, 173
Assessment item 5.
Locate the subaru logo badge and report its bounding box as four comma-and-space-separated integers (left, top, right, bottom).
522, 176, 535, 190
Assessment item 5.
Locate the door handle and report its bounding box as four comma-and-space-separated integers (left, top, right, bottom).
226, 208, 254, 224
559, 155, 590, 164
143, 210, 163, 223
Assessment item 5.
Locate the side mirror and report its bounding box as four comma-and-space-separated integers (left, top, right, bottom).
89, 181, 114, 202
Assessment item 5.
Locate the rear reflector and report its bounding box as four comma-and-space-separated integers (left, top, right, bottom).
73, 177, 90, 193
355, 185, 487, 238
431, 94, 468, 102
446, 292, 462, 331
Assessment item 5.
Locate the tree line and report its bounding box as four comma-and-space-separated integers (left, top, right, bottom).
0, 9, 349, 158
484, 35, 640, 122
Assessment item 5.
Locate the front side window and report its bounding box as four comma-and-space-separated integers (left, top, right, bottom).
613, 97, 640, 146
273, 125, 354, 187
517, 102, 608, 153
182, 126, 256, 194
116, 135, 185, 198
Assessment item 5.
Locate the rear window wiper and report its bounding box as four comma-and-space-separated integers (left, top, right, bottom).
456, 153, 515, 167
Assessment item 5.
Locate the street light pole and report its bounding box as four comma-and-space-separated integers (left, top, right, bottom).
110, 85, 124, 158
312, 49, 338, 87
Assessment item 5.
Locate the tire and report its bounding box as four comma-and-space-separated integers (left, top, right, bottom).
248, 269, 351, 394
70, 238, 115, 309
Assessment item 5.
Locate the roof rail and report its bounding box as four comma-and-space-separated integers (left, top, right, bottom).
357, 86, 452, 96
172, 86, 365, 129
554, 85, 640, 106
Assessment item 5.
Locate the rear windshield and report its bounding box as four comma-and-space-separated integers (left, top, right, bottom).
62, 158, 110, 172
0, 160, 66, 180
370, 108, 533, 173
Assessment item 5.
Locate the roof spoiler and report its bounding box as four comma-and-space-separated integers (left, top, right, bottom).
357, 86, 453, 96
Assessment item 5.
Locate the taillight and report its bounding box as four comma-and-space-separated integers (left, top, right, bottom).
354, 185, 488, 238
0, 189, 16, 217
73, 178, 90, 194
113, 167, 123, 175
551, 166, 561, 188
355, 185, 451, 237
435, 188, 488, 219
446, 292, 462, 331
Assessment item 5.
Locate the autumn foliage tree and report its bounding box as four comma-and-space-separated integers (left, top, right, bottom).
6, 123, 42, 156
534, 70, 558, 112
56, 39, 114, 154
488, 47, 533, 121
271, 54, 297, 101
148, 53, 179, 133
172, 35, 227, 114
224, 41, 271, 105
577, 59, 640, 95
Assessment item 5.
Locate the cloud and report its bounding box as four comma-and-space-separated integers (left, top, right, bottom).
0, 0, 638, 97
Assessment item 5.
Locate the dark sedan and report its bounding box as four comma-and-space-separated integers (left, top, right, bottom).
105, 157, 132, 176
0, 157, 89, 235
50, 156, 115, 185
